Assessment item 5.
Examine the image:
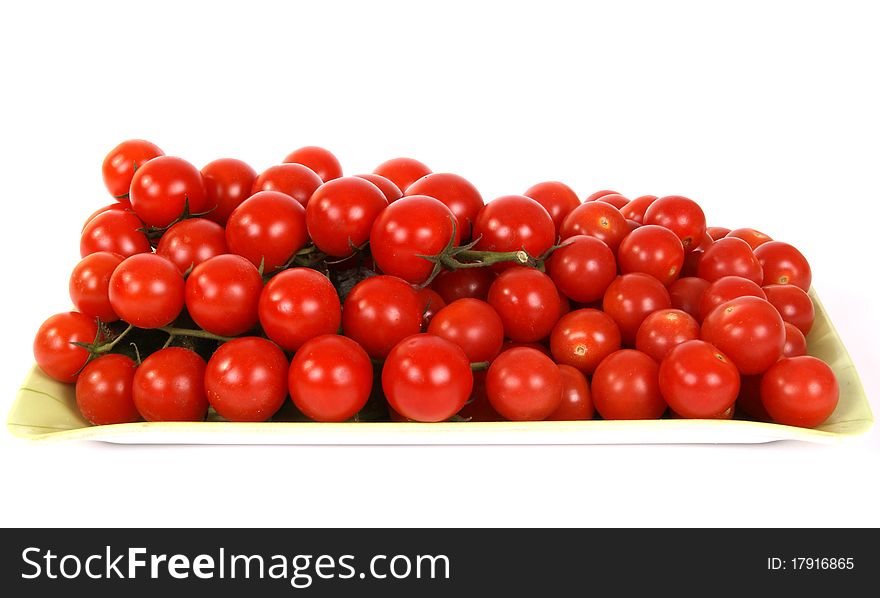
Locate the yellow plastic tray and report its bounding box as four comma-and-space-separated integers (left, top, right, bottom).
7, 290, 872, 444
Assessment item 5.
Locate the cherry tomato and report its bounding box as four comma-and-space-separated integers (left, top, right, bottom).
487, 267, 560, 342
33, 312, 99, 383
602, 273, 672, 345
763, 284, 814, 335
617, 224, 685, 286
205, 337, 289, 422
288, 334, 373, 422
382, 334, 473, 422
754, 241, 812, 290
407, 173, 484, 241
82, 201, 131, 231
109, 254, 185, 329
782, 322, 807, 357
132, 347, 208, 422
658, 340, 740, 418
700, 296, 785, 375
706, 226, 731, 241
668, 277, 711, 320
472, 195, 556, 268
697, 236, 763, 284
523, 181, 581, 236
416, 287, 446, 328
129, 156, 209, 228
559, 201, 628, 252
251, 163, 323, 208
283, 146, 343, 182
259, 268, 341, 352
69, 252, 124, 322
80, 209, 151, 258
635, 308, 700, 362
726, 228, 772, 250
225, 190, 308, 272
546, 235, 617, 303
373, 157, 432, 193
201, 158, 257, 225
155, 218, 228, 275
486, 347, 562, 421
431, 267, 496, 303
592, 349, 666, 419
75, 353, 139, 425
549, 308, 621, 374
342, 275, 423, 359
546, 365, 593, 421
620, 195, 657, 223
101, 139, 163, 199
306, 176, 388, 257
185, 254, 263, 336
643, 195, 706, 253
585, 189, 620, 201
354, 173, 403, 203
760, 356, 838, 428
502, 340, 553, 357
596, 193, 629, 209
427, 298, 504, 362
699, 276, 767, 321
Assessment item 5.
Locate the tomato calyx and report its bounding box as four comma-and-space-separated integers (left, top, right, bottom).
137, 197, 217, 241
261, 244, 327, 281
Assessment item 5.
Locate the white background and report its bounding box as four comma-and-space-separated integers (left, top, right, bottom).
0, 0, 878, 527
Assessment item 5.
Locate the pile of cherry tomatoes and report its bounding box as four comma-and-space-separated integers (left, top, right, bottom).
31, 140, 839, 429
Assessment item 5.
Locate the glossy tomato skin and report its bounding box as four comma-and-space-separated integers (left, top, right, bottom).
760, 356, 838, 428
585, 190, 620, 202
129, 156, 209, 228
591, 349, 666, 420
486, 347, 563, 421
550, 308, 621, 374
382, 334, 473, 422
201, 158, 257, 225
101, 139, 164, 199
699, 276, 767, 321
185, 254, 263, 336
416, 287, 446, 328
342, 275, 423, 359
700, 296, 785, 375
560, 201, 628, 253
75, 353, 140, 425
108, 254, 185, 329
658, 340, 740, 418
726, 228, 772, 250
763, 284, 814, 335
697, 237, 763, 284
635, 308, 700, 362
754, 241, 812, 290
617, 224, 685, 286
307, 176, 388, 257
427, 298, 504, 362
259, 269, 341, 352
487, 267, 560, 343
782, 322, 808, 357
546, 365, 593, 421
283, 146, 343, 182
354, 174, 402, 203
288, 334, 373, 422
82, 201, 131, 231
80, 209, 152, 258
33, 312, 99, 383
407, 173, 484, 241
596, 194, 629, 209
546, 235, 617, 303
225, 190, 308, 272
251, 163, 323, 208
602, 273, 672, 345
706, 226, 731, 241
523, 181, 581, 236
69, 251, 124, 322
205, 337, 289, 422
668, 277, 711, 320
431, 268, 496, 303
620, 195, 658, 224
373, 157, 432, 193
472, 195, 556, 268
155, 218, 228, 275
643, 195, 706, 253
132, 347, 208, 422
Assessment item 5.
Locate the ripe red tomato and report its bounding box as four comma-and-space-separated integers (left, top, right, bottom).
700, 296, 785, 375
643, 195, 706, 253
725, 228, 772, 250
101, 139, 164, 199
33, 312, 99, 383
205, 337, 289, 422
668, 277, 711, 320
635, 308, 700, 362
546, 235, 617, 303
259, 268, 341, 352
132, 347, 208, 422
697, 236, 763, 284
69, 252, 124, 322
382, 334, 473, 422
251, 163, 323, 207
472, 195, 556, 267
658, 340, 740, 418
760, 356, 838, 428
155, 218, 228, 275
502, 340, 553, 357
225, 190, 308, 272
75, 353, 139, 425
200, 158, 257, 225
754, 241, 812, 290
487, 267, 560, 342
288, 334, 373, 422
706, 226, 731, 241
129, 156, 209, 228
80, 209, 151, 258
550, 308, 621, 374
109, 254, 185, 329
307, 176, 388, 257
82, 201, 131, 231
617, 224, 685, 286
763, 284, 814, 334
782, 322, 807, 357
585, 189, 620, 201
620, 195, 657, 223
373, 157, 432, 193
185, 254, 263, 336
560, 201, 628, 252
602, 273, 672, 345
355, 174, 402, 203
699, 276, 767, 321
523, 181, 581, 236
407, 173, 485, 241
283, 146, 343, 182
427, 298, 504, 362
431, 267, 496, 303
486, 347, 562, 421
342, 275, 423, 359
546, 365, 593, 421
592, 349, 666, 419
596, 193, 629, 209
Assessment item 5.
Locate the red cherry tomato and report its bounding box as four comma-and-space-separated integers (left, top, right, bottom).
307, 176, 388, 257
700, 296, 785, 375
487, 267, 560, 343
283, 146, 343, 182
129, 156, 209, 228
431, 267, 496, 303
382, 334, 473, 422
69, 252, 124, 322
407, 173, 485, 241
782, 322, 807, 357
753, 241, 812, 290
643, 195, 706, 253
602, 273, 672, 345
80, 209, 151, 258
706, 226, 731, 241
635, 308, 700, 362
155, 218, 228, 275
697, 236, 763, 284
560, 201, 628, 253
205, 337, 289, 422
472, 195, 556, 268
763, 284, 814, 335
486, 347, 562, 421
82, 201, 131, 231
201, 158, 257, 226
427, 298, 504, 362
225, 190, 308, 272
546, 365, 593, 421
75, 353, 140, 425
259, 268, 341, 352
620, 195, 657, 224
185, 254, 263, 336
132, 347, 208, 421
585, 190, 620, 201
596, 193, 629, 209
546, 235, 617, 303
725, 228, 772, 250
342, 275, 423, 359
760, 356, 838, 428
658, 340, 740, 418
33, 312, 99, 383
416, 287, 446, 328
550, 308, 621, 374
288, 334, 373, 422
668, 277, 711, 321
354, 173, 402, 203
502, 340, 553, 357
617, 224, 685, 286
592, 349, 666, 420
523, 181, 581, 236
373, 157, 432, 193
251, 163, 323, 208
108, 254, 185, 329
102, 139, 164, 199
699, 276, 767, 321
